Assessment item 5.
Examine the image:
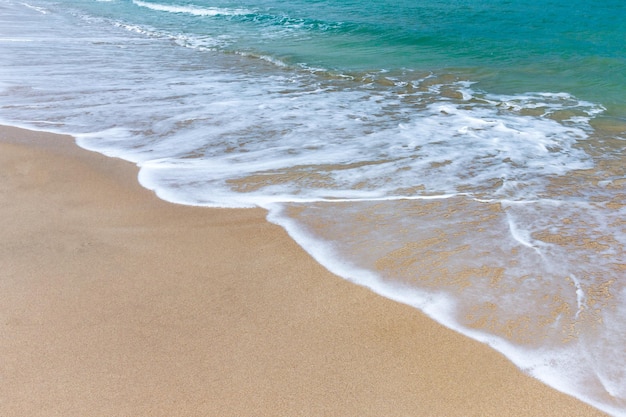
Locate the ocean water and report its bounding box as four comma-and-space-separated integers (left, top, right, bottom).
1, 0, 625, 414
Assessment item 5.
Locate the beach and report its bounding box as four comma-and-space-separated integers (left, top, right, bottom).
0, 124, 608, 416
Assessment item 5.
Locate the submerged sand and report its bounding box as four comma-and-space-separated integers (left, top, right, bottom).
0, 125, 606, 416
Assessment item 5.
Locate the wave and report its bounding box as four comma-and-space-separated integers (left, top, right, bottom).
131, 0, 348, 33
132, 0, 252, 17
20, 2, 48, 14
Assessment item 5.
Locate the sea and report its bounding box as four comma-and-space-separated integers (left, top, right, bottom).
1, 0, 625, 414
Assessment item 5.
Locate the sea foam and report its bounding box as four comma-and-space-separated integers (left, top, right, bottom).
132, 0, 252, 17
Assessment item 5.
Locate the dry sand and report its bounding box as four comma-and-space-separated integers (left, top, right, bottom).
0, 125, 607, 416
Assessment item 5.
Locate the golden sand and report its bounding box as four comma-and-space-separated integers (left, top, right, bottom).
0, 125, 606, 416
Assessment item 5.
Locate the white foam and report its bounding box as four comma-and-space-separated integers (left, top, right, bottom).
132, 0, 252, 17
504, 208, 539, 250
569, 274, 587, 319
0, 38, 34, 42
236, 51, 289, 67
20, 2, 48, 14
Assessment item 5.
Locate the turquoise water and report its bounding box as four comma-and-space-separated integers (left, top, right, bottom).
74, 0, 626, 114
1, 0, 626, 414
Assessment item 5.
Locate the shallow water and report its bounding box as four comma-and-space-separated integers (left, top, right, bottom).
1, 0, 626, 414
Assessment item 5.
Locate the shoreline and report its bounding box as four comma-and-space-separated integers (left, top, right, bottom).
0, 124, 607, 416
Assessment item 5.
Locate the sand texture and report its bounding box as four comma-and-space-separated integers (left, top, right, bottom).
0, 125, 606, 416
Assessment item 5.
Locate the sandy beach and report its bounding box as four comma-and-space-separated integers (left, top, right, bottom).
0, 124, 606, 416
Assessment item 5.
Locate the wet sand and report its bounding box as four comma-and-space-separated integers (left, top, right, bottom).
0, 125, 607, 416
